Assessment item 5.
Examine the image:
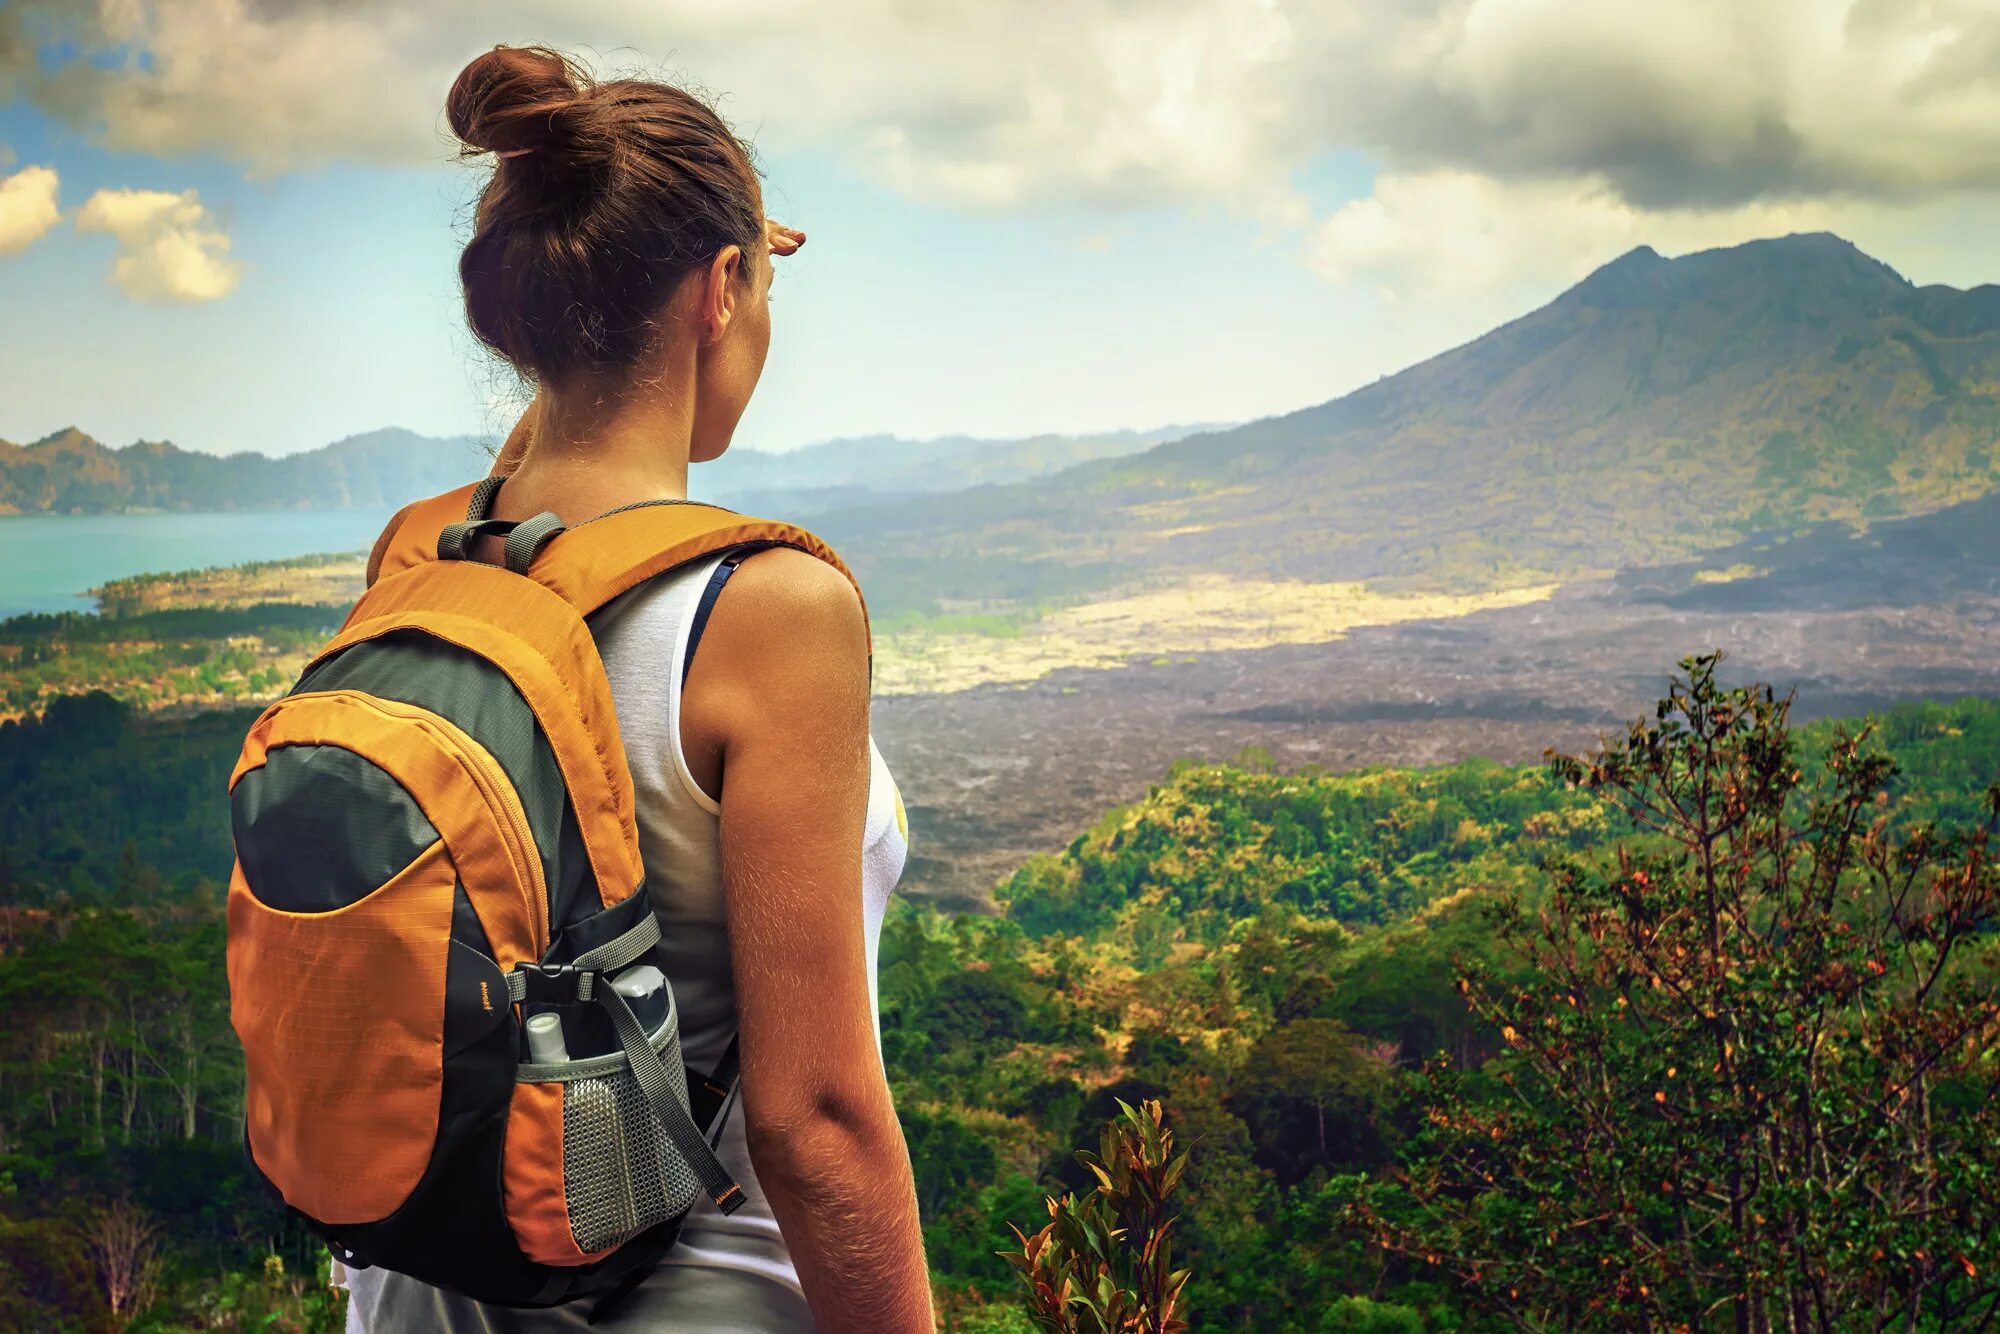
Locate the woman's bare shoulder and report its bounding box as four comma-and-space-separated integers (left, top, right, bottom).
723, 545, 864, 632
696, 544, 868, 702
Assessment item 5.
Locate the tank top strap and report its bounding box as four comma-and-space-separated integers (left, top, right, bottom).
681, 548, 750, 685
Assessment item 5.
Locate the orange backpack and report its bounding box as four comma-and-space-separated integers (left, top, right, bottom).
224, 478, 869, 1308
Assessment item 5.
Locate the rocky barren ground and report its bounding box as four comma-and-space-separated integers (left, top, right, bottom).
878, 579, 2000, 906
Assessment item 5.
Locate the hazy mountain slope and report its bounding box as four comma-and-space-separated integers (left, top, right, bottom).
1619, 486, 2000, 613
699, 423, 1212, 513
818, 233, 2000, 617
0, 422, 1207, 518
0, 428, 491, 515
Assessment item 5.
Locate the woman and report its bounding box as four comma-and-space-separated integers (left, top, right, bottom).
341, 44, 933, 1333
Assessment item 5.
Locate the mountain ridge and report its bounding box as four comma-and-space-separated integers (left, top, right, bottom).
0, 427, 491, 516
811, 231, 2000, 617
14, 232, 1999, 631
0, 422, 1208, 518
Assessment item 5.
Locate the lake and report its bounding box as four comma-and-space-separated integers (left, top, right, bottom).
0, 509, 398, 619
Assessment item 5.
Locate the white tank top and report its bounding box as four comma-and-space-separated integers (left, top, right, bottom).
341, 549, 909, 1333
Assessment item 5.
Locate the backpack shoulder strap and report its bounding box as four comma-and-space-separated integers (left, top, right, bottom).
529, 502, 873, 664
360, 485, 872, 666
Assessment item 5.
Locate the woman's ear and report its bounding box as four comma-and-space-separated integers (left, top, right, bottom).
701, 244, 744, 345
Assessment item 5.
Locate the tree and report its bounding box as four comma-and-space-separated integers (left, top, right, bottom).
0, 1215, 104, 1331
904, 1105, 1002, 1222
82, 1197, 160, 1320
1234, 1018, 1388, 1184
1347, 653, 2000, 1330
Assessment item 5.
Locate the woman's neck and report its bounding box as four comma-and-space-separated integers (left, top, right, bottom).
498, 365, 697, 523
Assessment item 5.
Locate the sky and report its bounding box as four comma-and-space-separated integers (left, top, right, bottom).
2, 0, 1999, 458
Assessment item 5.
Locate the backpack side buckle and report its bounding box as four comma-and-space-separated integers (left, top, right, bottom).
506, 962, 599, 1006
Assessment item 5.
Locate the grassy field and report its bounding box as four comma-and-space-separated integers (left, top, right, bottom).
873, 575, 1558, 694
92, 551, 367, 615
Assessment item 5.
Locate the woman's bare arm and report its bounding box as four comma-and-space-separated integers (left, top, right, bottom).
696, 545, 933, 1332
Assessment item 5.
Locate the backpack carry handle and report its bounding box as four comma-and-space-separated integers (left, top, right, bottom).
436, 511, 569, 575
437, 517, 516, 562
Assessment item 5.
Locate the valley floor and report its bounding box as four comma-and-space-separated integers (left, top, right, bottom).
11, 503, 1999, 906
879, 580, 2000, 903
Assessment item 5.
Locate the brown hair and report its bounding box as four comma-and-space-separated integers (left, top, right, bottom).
446, 45, 764, 385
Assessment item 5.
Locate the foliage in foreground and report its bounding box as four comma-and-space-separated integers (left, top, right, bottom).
1347, 655, 2000, 1330
2, 673, 1997, 1328
1003, 1098, 1191, 1334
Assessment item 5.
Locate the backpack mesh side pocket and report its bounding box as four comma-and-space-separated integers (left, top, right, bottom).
559, 1035, 701, 1252
505, 990, 706, 1263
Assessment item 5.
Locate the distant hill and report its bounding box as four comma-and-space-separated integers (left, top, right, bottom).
0, 422, 1207, 518
22, 232, 1999, 628
0, 428, 491, 515
815, 233, 2000, 616
698, 424, 1213, 516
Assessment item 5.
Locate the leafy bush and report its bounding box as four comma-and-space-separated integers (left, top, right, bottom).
1003, 1099, 1191, 1334
1345, 654, 2000, 1329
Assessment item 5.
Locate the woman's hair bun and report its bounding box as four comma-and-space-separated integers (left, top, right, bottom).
446, 42, 765, 383
446, 45, 597, 168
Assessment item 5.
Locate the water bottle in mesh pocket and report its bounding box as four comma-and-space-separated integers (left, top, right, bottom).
517, 989, 707, 1255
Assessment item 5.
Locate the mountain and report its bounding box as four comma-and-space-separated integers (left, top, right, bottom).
0, 428, 492, 515
1621, 484, 2000, 613
699, 424, 1213, 516
20, 232, 1998, 623
814, 233, 2000, 617
0, 422, 1208, 519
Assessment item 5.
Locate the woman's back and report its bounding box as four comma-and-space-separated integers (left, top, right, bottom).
335, 41, 936, 1328
341, 553, 911, 1331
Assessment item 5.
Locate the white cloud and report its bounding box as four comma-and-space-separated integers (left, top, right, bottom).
12, 1, 2000, 210
1304, 165, 2000, 311
74, 186, 242, 302
11, 1, 2000, 303
1307, 170, 1846, 300
1350, 0, 2000, 207
0, 164, 61, 256
19, 0, 1316, 216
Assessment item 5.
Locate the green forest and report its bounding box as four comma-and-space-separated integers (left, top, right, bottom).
1, 658, 1995, 1331
0, 602, 344, 720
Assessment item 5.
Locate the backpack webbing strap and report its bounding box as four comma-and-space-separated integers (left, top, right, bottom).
584, 1035, 742, 1325
596, 984, 745, 1215
466, 474, 506, 521
502, 513, 568, 573
432, 511, 568, 572
505, 917, 747, 1217
435, 517, 517, 562
504, 911, 662, 1006
687, 1035, 741, 1143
